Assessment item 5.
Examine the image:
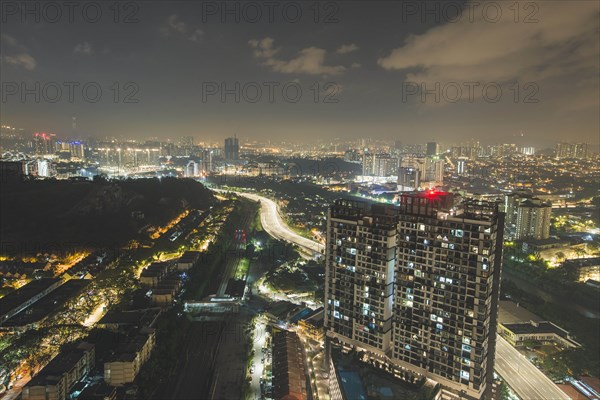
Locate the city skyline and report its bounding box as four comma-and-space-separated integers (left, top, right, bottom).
1, 2, 599, 400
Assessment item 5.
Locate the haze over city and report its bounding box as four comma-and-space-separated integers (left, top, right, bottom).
1, 1, 599, 145
0, 2, 599, 400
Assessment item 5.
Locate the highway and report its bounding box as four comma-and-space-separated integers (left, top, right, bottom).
234, 191, 325, 255
495, 336, 570, 400
229, 189, 571, 400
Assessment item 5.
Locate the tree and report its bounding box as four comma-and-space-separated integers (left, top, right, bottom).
497, 381, 511, 400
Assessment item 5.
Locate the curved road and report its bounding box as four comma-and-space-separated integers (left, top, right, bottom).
234, 191, 324, 255
218, 189, 570, 400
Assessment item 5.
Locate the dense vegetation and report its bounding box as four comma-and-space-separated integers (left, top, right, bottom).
0, 177, 215, 253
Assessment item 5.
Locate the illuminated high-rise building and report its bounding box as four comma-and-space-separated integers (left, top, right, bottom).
456, 160, 466, 176
556, 142, 588, 159
373, 154, 398, 177
224, 137, 239, 161
325, 192, 504, 399
401, 156, 443, 185
185, 160, 199, 177
33, 132, 55, 155
69, 141, 85, 159
362, 150, 373, 176
398, 167, 420, 191
515, 198, 551, 240
504, 193, 551, 241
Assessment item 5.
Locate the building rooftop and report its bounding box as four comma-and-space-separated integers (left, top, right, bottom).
331, 192, 500, 222
498, 300, 542, 324
107, 330, 154, 363
0, 278, 62, 319
97, 309, 160, 329
2, 279, 90, 327
519, 198, 551, 208
563, 257, 600, 268
272, 330, 307, 400
291, 306, 323, 325
27, 342, 94, 387
502, 320, 569, 337
179, 251, 200, 262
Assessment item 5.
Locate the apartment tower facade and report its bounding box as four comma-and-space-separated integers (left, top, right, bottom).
324, 191, 504, 399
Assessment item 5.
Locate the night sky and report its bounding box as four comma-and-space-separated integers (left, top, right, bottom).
1, 1, 598, 146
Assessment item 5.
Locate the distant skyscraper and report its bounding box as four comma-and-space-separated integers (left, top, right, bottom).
325, 193, 504, 399
504, 193, 552, 241
520, 147, 535, 155
69, 142, 85, 160
556, 142, 588, 159
401, 155, 443, 186
224, 137, 239, 161
456, 160, 466, 175
423, 157, 444, 183
372, 154, 398, 177
33, 133, 55, 155
36, 159, 53, 177
397, 167, 420, 190
185, 160, 199, 177
426, 142, 439, 156
515, 198, 552, 240
202, 149, 214, 174
362, 150, 373, 176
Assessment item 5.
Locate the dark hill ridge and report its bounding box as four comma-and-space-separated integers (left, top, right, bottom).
0, 177, 215, 254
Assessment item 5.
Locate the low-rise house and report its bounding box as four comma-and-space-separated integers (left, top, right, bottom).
139, 262, 169, 287
104, 328, 155, 386
499, 320, 581, 349
297, 308, 324, 341
22, 342, 95, 400
177, 251, 200, 271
